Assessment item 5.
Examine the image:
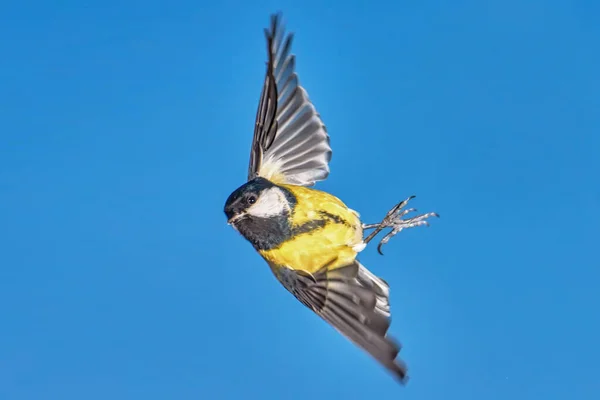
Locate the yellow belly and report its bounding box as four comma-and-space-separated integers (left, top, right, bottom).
259, 184, 363, 275
260, 224, 359, 274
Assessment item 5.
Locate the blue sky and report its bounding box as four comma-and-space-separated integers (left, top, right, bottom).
1, 1, 599, 399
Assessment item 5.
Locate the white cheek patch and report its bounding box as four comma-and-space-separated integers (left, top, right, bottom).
246, 187, 288, 218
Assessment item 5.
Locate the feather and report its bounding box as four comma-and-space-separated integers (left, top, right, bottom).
277, 261, 408, 383
248, 13, 331, 186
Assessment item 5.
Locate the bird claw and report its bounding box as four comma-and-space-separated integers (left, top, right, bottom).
363, 196, 439, 255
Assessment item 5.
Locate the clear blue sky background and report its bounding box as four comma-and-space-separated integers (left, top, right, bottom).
1, 1, 599, 399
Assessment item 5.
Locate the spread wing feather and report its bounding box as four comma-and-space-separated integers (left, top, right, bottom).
278, 261, 409, 383
248, 13, 331, 186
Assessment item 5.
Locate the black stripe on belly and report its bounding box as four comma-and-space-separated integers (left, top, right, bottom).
317, 210, 351, 227
291, 218, 327, 236
291, 210, 352, 238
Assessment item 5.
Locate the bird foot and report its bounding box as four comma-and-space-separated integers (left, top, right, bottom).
362, 196, 439, 255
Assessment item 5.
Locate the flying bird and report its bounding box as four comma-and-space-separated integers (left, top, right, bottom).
224, 13, 438, 384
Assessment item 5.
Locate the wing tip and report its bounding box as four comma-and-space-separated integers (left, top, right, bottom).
392, 361, 410, 385
270, 11, 283, 25
353, 260, 410, 385
266, 12, 293, 47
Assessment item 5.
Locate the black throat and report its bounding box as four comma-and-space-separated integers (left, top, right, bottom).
233, 213, 293, 251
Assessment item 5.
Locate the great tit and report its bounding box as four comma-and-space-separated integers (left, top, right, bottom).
224, 13, 438, 384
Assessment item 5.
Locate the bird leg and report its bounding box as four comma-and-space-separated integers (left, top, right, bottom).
362, 196, 439, 255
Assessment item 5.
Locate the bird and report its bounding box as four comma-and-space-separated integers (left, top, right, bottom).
224, 13, 438, 384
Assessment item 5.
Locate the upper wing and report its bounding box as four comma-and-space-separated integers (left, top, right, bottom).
278, 261, 409, 384
248, 13, 332, 186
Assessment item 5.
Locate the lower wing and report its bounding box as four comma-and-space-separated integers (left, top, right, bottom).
278, 260, 408, 383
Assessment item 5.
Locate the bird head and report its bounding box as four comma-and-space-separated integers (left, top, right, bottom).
224, 177, 294, 226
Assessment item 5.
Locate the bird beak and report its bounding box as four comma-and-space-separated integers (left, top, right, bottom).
227, 213, 243, 225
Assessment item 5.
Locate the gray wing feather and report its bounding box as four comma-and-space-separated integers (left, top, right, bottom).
248, 13, 331, 186
279, 261, 409, 384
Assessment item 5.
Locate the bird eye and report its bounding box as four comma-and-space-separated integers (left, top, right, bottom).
247, 195, 257, 205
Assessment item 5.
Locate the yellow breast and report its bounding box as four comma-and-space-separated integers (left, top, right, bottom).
259, 185, 363, 274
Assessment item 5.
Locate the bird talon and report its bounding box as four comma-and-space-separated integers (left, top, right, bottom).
363, 196, 438, 252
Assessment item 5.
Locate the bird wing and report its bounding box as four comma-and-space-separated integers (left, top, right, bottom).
248, 13, 332, 187
278, 261, 408, 383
